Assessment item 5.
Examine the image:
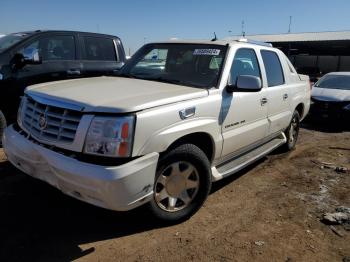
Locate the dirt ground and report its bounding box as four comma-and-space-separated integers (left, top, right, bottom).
0, 119, 349, 262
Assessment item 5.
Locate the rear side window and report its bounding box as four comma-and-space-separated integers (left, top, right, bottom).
261, 50, 285, 87
83, 37, 117, 61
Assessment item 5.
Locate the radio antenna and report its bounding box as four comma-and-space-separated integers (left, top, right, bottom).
211, 32, 217, 41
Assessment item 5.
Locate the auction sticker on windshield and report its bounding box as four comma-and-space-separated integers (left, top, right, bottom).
193, 49, 221, 55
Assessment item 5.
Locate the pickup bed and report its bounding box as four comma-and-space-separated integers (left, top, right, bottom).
3, 39, 310, 222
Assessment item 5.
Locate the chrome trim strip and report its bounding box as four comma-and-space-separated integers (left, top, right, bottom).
113, 39, 120, 61
27, 93, 84, 112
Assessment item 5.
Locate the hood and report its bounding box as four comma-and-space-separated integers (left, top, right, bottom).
311, 86, 350, 102
25, 76, 208, 113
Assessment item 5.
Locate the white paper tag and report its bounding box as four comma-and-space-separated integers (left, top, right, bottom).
193, 49, 221, 55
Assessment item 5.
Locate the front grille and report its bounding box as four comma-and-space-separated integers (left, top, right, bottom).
312, 98, 348, 113
21, 97, 82, 143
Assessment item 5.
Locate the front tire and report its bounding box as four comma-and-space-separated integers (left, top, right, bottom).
282, 110, 300, 151
148, 144, 212, 222
0, 110, 6, 147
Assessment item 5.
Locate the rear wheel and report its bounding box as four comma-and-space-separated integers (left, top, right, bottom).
282, 110, 300, 151
148, 144, 212, 222
0, 110, 6, 146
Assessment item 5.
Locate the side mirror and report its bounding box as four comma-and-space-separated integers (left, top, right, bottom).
13, 48, 41, 69
227, 75, 262, 93
22, 47, 41, 64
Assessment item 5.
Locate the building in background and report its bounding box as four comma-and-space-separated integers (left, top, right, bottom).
227, 31, 350, 81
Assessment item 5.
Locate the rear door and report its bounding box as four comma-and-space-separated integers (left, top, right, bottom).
261, 50, 292, 135
80, 34, 124, 77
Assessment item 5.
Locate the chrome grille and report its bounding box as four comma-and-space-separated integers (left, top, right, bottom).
22, 97, 82, 143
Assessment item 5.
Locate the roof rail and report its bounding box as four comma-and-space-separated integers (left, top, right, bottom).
237, 38, 273, 47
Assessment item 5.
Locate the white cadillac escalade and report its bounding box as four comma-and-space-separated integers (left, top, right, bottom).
2, 39, 310, 222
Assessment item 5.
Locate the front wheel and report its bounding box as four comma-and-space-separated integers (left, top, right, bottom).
0, 110, 6, 146
282, 110, 300, 151
148, 144, 212, 222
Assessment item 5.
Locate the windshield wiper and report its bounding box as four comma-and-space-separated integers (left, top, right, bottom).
117, 73, 135, 79
150, 77, 182, 85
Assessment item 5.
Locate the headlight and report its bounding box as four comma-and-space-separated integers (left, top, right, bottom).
344, 104, 350, 111
84, 116, 135, 157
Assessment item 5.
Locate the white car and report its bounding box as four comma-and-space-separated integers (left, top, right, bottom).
3, 39, 310, 222
311, 72, 350, 119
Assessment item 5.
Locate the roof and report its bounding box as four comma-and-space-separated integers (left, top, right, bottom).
225, 31, 350, 43
151, 39, 230, 46
327, 72, 350, 76
8, 30, 121, 39
151, 38, 273, 47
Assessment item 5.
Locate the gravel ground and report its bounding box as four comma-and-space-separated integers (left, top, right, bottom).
0, 120, 349, 262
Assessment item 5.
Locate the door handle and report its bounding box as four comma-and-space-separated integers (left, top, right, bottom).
260, 97, 268, 106
283, 94, 288, 100
67, 69, 81, 76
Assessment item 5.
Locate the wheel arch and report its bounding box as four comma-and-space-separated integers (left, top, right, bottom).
164, 132, 216, 163
295, 103, 305, 119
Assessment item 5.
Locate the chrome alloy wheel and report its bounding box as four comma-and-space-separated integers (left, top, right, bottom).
288, 116, 299, 144
154, 161, 200, 212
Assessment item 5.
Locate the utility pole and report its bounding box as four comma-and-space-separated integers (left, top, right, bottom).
288, 16, 292, 33
241, 20, 245, 37
288, 16, 292, 57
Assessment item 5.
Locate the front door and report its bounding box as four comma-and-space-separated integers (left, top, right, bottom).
10, 34, 81, 116
221, 48, 269, 158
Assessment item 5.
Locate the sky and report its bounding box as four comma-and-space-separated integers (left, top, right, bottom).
1, 0, 350, 54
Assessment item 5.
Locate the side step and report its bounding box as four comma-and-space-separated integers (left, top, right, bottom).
212, 133, 287, 181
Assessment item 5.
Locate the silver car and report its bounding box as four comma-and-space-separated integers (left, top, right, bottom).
311, 72, 350, 120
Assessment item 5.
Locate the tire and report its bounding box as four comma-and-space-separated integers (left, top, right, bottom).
0, 110, 6, 147
282, 110, 300, 152
148, 144, 212, 223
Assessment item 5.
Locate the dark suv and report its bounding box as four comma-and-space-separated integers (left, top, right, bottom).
0, 30, 126, 141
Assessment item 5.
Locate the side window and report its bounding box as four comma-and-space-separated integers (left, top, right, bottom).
261, 50, 285, 87
21, 35, 76, 61
83, 37, 117, 61
230, 48, 261, 84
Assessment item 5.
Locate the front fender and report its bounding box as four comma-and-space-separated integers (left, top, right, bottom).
138, 117, 221, 157
132, 95, 223, 159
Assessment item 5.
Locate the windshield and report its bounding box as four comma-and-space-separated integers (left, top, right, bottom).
0, 33, 31, 52
119, 43, 227, 88
315, 74, 350, 90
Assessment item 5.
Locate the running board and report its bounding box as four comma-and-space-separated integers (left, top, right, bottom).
212, 133, 287, 181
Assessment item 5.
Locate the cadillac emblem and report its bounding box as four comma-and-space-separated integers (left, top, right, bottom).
38, 114, 48, 130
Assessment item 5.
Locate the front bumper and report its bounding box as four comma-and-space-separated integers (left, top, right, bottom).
2, 125, 159, 211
